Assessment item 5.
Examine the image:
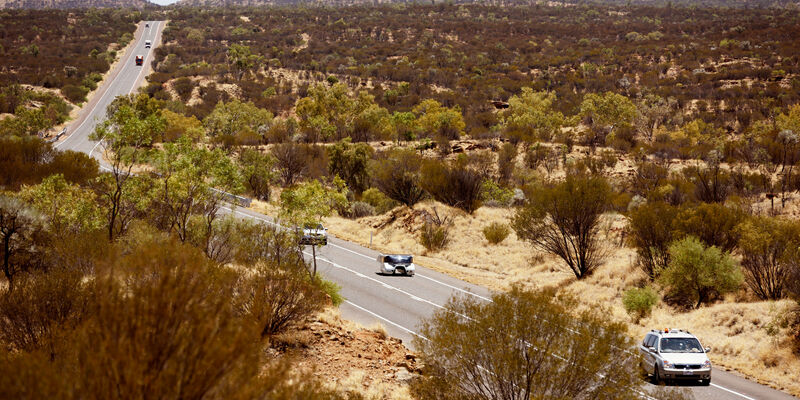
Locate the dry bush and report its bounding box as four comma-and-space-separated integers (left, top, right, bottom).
660, 236, 743, 309
272, 142, 309, 186
674, 202, 746, 252
232, 220, 304, 268
0, 220, 347, 399
360, 188, 398, 214
412, 286, 641, 400
0, 137, 97, 190
627, 201, 679, 280
622, 286, 659, 322
239, 266, 327, 337
497, 142, 517, 183
512, 175, 612, 279
419, 208, 453, 252
482, 222, 510, 245
0, 195, 49, 290
737, 216, 800, 300
370, 148, 425, 207
349, 201, 375, 219
0, 268, 89, 354
420, 159, 483, 214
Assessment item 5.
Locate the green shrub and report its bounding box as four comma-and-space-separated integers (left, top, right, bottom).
61, 84, 89, 103
314, 275, 344, 307
622, 286, 659, 321
173, 77, 194, 102
660, 236, 743, 309
483, 222, 511, 245
481, 179, 514, 207
361, 187, 398, 214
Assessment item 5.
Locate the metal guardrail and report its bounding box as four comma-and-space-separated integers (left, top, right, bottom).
46, 128, 67, 143
148, 171, 252, 208
210, 187, 252, 208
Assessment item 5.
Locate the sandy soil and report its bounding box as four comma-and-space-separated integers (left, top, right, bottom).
283, 308, 417, 400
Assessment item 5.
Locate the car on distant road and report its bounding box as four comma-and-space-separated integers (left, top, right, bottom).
300, 223, 327, 246
377, 254, 415, 276
135, 55, 143, 66
145, 40, 152, 48
145, 23, 149, 27
639, 329, 712, 385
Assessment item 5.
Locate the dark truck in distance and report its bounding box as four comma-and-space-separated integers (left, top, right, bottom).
135, 55, 143, 66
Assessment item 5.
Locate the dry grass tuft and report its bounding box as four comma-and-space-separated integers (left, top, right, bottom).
336, 370, 413, 400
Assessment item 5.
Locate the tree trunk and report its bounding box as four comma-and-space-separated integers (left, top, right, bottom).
3, 233, 13, 292
311, 243, 317, 282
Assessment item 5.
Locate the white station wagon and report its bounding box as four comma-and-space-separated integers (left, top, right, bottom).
639, 329, 712, 385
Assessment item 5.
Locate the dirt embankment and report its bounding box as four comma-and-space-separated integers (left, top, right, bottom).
279, 308, 418, 399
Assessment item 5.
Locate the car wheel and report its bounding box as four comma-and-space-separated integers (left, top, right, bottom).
409, 271, 415, 277
652, 364, 661, 385
701, 379, 711, 386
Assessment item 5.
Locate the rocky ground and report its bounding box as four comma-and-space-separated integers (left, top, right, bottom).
271, 309, 418, 399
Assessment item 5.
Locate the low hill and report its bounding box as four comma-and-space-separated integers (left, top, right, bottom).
0, 0, 154, 8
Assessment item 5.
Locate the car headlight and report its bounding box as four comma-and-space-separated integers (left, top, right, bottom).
702, 360, 711, 368
662, 360, 674, 368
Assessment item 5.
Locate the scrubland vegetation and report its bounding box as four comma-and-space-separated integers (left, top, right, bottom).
0, 9, 138, 135
133, 3, 800, 391
3, 1, 800, 397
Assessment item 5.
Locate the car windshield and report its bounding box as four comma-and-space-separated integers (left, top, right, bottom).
660, 338, 703, 353
384, 255, 412, 264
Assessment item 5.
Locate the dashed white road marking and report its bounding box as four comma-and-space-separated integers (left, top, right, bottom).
343, 300, 428, 341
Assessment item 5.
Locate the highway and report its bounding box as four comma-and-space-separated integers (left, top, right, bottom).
54, 20, 797, 400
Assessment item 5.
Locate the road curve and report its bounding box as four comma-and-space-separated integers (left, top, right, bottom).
54, 20, 797, 400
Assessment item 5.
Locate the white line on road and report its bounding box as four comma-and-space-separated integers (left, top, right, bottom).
344, 300, 428, 341
56, 22, 150, 150
710, 383, 758, 400
327, 241, 493, 301
306, 253, 449, 312
92, 22, 160, 159
130, 21, 156, 95
229, 210, 493, 302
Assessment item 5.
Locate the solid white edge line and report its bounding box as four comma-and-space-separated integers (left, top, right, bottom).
343, 300, 428, 341
710, 383, 758, 400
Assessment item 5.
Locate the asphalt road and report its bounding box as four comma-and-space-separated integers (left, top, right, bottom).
55, 20, 796, 400
54, 20, 163, 157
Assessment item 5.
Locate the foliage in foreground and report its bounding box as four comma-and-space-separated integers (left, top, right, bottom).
411, 286, 690, 400
0, 228, 343, 399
